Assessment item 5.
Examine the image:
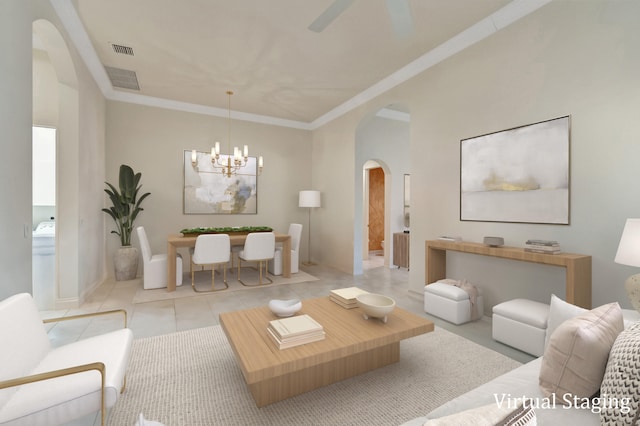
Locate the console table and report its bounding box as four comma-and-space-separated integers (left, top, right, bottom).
425, 240, 592, 308
393, 233, 410, 269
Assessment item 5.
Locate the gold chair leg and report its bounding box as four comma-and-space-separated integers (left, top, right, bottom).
192, 263, 228, 293
238, 259, 273, 286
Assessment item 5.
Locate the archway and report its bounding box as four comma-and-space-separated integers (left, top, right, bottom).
353, 104, 410, 275
33, 19, 80, 308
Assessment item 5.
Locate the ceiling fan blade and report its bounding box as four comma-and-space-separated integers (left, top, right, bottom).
308, 0, 355, 32
386, 0, 414, 39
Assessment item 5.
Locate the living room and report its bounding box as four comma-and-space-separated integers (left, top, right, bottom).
2, 0, 640, 423
5, 0, 638, 312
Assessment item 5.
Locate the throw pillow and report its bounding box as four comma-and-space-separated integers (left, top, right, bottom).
544, 294, 587, 349
423, 400, 536, 426
539, 302, 623, 402
600, 321, 640, 425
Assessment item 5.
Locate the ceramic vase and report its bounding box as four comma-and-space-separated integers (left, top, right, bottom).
114, 246, 139, 281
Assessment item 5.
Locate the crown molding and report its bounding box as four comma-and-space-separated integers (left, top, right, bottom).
52, 0, 551, 131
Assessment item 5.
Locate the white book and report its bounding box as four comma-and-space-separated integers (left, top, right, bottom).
438, 236, 462, 242
329, 295, 359, 309
268, 314, 323, 339
330, 287, 369, 302
267, 327, 325, 349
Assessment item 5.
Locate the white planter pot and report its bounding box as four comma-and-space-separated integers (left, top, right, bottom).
114, 246, 139, 281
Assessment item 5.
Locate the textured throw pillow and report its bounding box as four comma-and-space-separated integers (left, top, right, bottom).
600, 321, 640, 425
423, 400, 536, 426
544, 294, 587, 349
539, 302, 623, 402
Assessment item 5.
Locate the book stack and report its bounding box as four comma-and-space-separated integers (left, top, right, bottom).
329, 287, 370, 309
437, 236, 462, 242
524, 239, 561, 254
267, 314, 325, 349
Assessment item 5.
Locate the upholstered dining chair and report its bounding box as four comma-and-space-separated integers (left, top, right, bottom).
237, 232, 276, 286
191, 234, 230, 292
269, 223, 302, 276
137, 226, 183, 289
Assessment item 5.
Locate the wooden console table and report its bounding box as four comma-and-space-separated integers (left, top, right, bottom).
425, 240, 592, 308
393, 233, 410, 269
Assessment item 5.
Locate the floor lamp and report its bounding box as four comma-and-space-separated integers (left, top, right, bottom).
299, 190, 321, 266
615, 218, 640, 312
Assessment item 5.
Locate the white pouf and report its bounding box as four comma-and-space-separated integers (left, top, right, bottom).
492, 298, 550, 357
424, 282, 483, 325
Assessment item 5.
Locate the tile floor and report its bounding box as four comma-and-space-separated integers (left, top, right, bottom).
46, 254, 534, 425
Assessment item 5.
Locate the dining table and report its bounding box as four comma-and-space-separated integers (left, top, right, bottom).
166, 232, 291, 292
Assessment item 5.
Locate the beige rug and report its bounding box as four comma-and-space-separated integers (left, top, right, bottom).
108, 325, 522, 425
132, 268, 319, 304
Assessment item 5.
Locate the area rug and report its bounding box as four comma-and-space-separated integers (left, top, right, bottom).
108, 325, 522, 425
132, 268, 319, 304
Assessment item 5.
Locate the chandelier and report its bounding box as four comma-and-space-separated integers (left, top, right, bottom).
191, 90, 263, 178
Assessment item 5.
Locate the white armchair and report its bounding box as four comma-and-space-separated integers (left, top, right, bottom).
137, 226, 183, 289
0, 293, 133, 425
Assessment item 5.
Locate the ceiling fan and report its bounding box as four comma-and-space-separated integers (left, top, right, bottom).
308, 0, 414, 39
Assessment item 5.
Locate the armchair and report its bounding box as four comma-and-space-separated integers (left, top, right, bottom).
0, 293, 133, 425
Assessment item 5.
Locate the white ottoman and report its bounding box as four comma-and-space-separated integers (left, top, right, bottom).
424, 282, 484, 325
492, 299, 550, 357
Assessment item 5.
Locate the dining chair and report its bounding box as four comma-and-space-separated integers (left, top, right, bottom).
237, 232, 275, 286
269, 223, 302, 276
137, 226, 183, 289
191, 234, 230, 292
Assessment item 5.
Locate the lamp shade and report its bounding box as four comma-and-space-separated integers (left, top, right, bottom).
299, 190, 321, 208
615, 218, 640, 267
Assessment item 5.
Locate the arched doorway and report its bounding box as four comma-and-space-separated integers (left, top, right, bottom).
354, 104, 410, 275
32, 19, 80, 308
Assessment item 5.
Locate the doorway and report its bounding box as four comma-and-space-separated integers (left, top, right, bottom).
32, 126, 56, 310
368, 166, 385, 254
362, 161, 386, 270
354, 104, 410, 275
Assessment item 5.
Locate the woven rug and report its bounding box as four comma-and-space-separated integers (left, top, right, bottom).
132, 268, 319, 304
108, 325, 522, 425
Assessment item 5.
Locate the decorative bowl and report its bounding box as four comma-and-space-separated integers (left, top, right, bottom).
268, 299, 302, 317
356, 293, 396, 323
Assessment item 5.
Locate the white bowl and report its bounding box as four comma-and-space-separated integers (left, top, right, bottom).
356, 293, 396, 323
268, 299, 302, 317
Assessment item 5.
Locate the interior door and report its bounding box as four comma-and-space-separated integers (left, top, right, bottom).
368, 167, 385, 251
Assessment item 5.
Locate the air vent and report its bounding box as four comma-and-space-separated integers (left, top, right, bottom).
104, 66, 140, 91
110, 43, 134, 56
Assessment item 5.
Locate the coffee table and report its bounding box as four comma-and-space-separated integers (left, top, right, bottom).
219, 296, 434, 407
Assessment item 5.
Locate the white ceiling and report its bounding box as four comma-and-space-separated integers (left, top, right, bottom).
53, 0, 551, 129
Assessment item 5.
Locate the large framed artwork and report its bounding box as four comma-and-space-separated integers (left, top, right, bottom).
183, 150, 258, 214
460, 116, 570, 224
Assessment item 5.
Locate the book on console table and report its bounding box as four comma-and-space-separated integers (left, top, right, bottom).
329, 287, 369, 309
267, 314, 325, 349
437, 236, 462, 242
525, 248, 561, 254
525, 239, 559, 247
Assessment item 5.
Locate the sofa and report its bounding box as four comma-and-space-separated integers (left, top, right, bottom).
403, 295, 640, 425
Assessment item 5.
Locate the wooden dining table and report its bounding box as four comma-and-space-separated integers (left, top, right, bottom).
166, 232, 292, 292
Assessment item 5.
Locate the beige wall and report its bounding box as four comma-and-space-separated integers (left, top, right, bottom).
5, 0, 640, 312
104, 101, 312, 274
1, 0, 107, 305
312, 0, 640, 310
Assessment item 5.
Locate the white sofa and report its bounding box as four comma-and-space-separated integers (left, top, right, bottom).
403, 296, 640, 425
0, 293, 133, 425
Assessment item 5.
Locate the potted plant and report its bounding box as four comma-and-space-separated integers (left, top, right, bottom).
103, 164, 150, 280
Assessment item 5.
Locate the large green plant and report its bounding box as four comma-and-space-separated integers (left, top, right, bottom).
102, 164, 151, 246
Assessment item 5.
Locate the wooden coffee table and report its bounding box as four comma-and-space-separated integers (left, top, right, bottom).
219, 296, 434, 407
